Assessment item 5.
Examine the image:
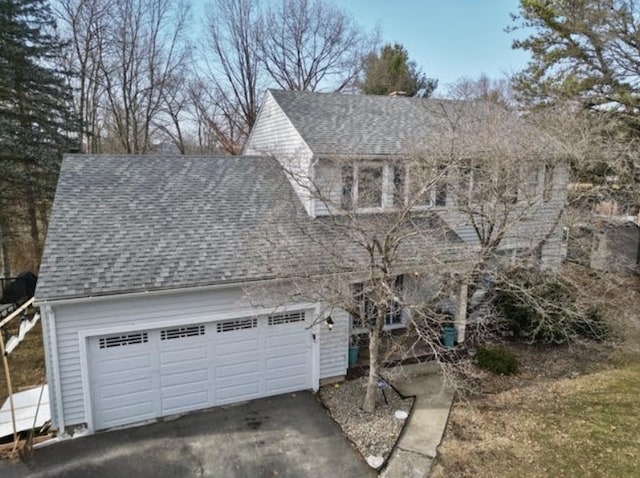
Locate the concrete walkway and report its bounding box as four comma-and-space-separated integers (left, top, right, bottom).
381, 362, 454, 478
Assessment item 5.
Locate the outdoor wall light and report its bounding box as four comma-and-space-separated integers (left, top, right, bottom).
325, 316, 334, 330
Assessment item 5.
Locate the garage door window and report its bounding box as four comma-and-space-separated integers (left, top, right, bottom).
268, 311, 305, 326
217, 318, 257, 332
160, 325, 205, 340
99, 332, 148, 349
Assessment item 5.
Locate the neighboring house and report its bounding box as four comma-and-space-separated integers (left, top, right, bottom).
570, 214, 640, 274
36, 90, 567, 436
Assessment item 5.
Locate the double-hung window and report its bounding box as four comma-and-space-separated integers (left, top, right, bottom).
350, 275, 405, 331
341, 161, 445, 211
341, 161, 387, 211
357, 164, 384, 209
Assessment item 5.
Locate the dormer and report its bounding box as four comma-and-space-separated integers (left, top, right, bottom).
245, 90, 563, 219
246, 89, 450, 218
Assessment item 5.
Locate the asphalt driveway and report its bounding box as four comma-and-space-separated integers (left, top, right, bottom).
1, 391, 374, 478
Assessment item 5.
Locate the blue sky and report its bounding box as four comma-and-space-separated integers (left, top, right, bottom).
344, 0, 530, 90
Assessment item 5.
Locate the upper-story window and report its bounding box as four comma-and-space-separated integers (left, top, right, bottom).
457, 162, 517, 206
340, 161, 446, 212
357, 164, 384, 208
342, 162, 389, 211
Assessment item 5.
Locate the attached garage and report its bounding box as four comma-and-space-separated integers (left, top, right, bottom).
86, 311, 314, 431
35, 155, 349, 436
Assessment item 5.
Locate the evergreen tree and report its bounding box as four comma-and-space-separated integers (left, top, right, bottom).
359, 43, 437, 98
512, 0, 640, 126
0, 0, 76, 272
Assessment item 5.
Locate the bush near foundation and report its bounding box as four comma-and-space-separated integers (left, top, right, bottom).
494, 267, 608, 344
476, 345, 519, 375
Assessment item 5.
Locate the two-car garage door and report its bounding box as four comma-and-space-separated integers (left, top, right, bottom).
87, 311, 313, 431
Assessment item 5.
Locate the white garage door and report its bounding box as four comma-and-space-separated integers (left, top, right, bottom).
88, 311, 313, 431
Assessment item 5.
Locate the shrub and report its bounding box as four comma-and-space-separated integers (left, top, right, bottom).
476, 346, 519, 375
494, 267, 608, 344
573, 307, 608, 341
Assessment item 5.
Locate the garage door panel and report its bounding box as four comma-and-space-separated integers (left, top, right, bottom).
99, 376, 155, 399
159, 346, 207, 364
100, 402, 156, 426
266, 332, 306, 346
161, 381, 209, 414
216, 380, 261, 402
162, 392, 209, 414
215, 359, 260, 378
266, 358, 308, 375
94, 353, 153, 374
160, 368, 208, 387
215, 337, 260, 356
88, 310, 314, 431
266, 373, 308, 393
99, 389, 157, 410
266, 344, 308, 358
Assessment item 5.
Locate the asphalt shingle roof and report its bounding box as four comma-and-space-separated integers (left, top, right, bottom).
36, 155, 315, 301
268, 89, 489, 156
36, 154, 463, 301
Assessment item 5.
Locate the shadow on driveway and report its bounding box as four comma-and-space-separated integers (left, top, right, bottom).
1, 392, 374, 478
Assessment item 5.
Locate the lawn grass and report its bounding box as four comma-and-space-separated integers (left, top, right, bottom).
432, 363, 640, 477
432, 264, 640, 478
0, 320, 45, 405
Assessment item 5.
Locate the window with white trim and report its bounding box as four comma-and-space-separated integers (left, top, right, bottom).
339, 160, 448, 212
351, 275, 405, 330
216, 318, 257, 333
99, 332, 148, 349
161, 325, 205, 340
268, 311, 305, 326
457, 162, 517, 206
357, 164, 384, 208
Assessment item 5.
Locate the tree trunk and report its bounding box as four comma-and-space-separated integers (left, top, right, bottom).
0, 221, 10, 277
26, 190, 42, 265
362, 322, 381, 413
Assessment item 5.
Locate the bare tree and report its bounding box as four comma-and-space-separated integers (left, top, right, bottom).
54, 0, 111, 153
54, 0, 192, 154
248, 98, 570, 412
259, 0, 376, 92
445, 74, 514, 109
196, 0, 262, 154
197, 0, 377, 154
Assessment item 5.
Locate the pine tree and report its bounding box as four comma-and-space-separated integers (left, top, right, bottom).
0, 0, 76, 273
359, 43, 438, 98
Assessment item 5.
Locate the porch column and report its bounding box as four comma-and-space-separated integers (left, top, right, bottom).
455, 280, 468, 343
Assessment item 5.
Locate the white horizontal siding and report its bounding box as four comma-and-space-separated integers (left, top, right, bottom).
314, 159, 342, 216
245, 91, 315, 215
49, 286, 331, 429
319, 308, 348, 379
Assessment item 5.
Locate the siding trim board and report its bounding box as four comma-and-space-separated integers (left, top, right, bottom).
41, 305, 64, 431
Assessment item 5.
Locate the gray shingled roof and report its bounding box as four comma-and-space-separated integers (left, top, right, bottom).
268, 90, 496, 156
36, 155, 311, 300
36, 154, 463, 301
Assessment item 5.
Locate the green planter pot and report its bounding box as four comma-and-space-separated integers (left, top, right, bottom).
442, 326, 457, 349
348, 345, 360, 366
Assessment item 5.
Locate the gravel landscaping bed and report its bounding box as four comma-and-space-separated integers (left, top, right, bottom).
318, 376, 414, 464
